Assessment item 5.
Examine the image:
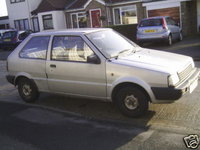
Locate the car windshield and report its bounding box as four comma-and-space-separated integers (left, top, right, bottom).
3, 31, 16, 39
139, 19, 162, 27
86, 30, 138, 58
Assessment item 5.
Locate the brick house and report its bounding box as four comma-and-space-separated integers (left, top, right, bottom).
31, 0, 199, 35
65, 0, 145, 28
142, 0, 200, 36
32, 0, 145, 30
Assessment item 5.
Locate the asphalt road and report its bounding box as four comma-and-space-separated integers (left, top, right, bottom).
0, 101, 192, 150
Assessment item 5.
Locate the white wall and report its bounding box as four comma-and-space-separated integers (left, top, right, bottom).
6, 0, 41, 29
197, 0, 200, 32
38, 11, 67, 31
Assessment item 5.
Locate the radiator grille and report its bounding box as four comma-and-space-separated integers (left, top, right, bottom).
178, 64, 193, 81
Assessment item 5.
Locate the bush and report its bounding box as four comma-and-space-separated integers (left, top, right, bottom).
107, 24, 138, 42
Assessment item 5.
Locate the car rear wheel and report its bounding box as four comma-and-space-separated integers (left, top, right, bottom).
115, 86, 149, 117
18, 78, 39, 103
167, 35, 172, 46
179, 32, 183, 41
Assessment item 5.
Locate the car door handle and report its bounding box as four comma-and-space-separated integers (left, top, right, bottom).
50, 64, 56, 68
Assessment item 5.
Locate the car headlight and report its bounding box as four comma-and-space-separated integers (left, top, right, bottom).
168, 74, 179, 87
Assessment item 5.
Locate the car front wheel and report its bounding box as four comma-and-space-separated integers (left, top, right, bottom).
18, 78, 39, 103
115, 86, 149, 117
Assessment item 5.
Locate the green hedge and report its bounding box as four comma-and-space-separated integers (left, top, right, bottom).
107, 24, 138, 42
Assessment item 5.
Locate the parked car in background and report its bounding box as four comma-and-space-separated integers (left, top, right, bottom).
1, 30, 31, 50
0, 29, 11, 49
137, 16, 182, 46
6, 28, 199, 117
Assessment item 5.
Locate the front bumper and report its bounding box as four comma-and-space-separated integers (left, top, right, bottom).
151, 69, 200, 101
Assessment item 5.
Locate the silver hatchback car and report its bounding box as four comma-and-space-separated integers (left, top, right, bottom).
6, 28, 199, 117
137, 16, 182, 45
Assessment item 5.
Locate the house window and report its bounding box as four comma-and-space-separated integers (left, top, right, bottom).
71, 13, 87, 28
10, 0, 25, 4
42, 15, 53, 30
32, 17, 40, 32
113, 5, 137, 25
14, 19, 30, 30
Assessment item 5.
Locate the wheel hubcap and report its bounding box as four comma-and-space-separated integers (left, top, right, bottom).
124, 95, 139, 110
22, 84, 32, 96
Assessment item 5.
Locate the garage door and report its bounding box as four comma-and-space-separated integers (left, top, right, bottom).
148, 7, 180, 23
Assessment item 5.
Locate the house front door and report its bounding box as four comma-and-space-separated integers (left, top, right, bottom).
90, 9, 101, 28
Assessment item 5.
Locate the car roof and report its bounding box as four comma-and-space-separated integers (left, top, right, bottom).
141, 16, 169, 21
32, 28, 111, 36
0, 29, 15, 34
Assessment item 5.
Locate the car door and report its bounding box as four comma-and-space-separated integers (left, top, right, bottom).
46, 35, 107, 99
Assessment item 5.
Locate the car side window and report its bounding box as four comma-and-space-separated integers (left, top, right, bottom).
19, 32, 28, 40
51, 36, 94, 62
166, 18, 170, 25
167, 17, 176, 26
19, 36, 50, 59
170, 19, 176, 26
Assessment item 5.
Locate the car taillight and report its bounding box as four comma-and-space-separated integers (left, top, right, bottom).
162, 18, 168, 30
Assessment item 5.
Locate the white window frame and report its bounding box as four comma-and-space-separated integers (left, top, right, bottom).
113, 5, 137, 25
70, 12, 86, 28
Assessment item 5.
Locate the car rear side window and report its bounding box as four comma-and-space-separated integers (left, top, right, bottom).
51, 36, 94, 62
19, 36, 50, 59
139, 19, 162, 27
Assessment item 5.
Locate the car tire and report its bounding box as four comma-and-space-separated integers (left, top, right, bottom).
18, 78, 39, 103
115, 86, 149, 117
178, 32, 183, 41
167, 35, 172, 46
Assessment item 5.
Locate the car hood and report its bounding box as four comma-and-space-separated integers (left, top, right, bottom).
111, 48, 193, 74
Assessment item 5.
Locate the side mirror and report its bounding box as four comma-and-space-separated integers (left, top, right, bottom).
87, 54, 100, 64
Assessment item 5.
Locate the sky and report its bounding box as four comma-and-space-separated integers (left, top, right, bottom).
0, 0, 8, 17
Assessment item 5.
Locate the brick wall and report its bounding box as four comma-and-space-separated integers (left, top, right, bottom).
86, 0, 107, 27
181, 1, 197, 36
136, 2, 146, 23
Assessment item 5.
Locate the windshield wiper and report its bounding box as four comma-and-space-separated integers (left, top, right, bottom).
116, 49, 135, 59
118, 49, 130, 55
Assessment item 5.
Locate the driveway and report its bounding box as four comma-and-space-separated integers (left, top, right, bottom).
142, 34, 200, 61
